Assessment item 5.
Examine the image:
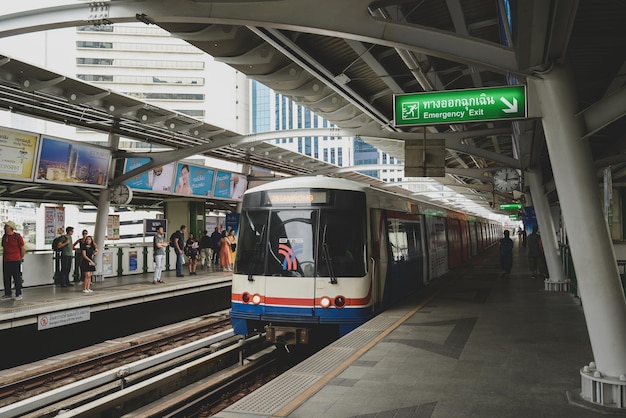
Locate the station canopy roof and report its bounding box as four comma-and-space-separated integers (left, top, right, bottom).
0, 0, 624, 216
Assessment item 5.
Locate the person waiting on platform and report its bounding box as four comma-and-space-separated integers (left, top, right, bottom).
220, 230, 232, 272
211, 227, 222, 266
80, 235, 98, 293
2, 220, 25, 301
171, 225, 186, 277
198, 230, 212, 270
57, 227, 75, 287
517, 227, 527, 248
153, 226, 167, 284
499, 230, 514, 279
228, 229, 237, 271
527, 227, 545, 278
185, 232, 199, 275
74, 229, 97, 284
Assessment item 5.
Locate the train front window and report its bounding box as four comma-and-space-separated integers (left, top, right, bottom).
318, 209, 366, 277
235, 210, 269, 275
267, 210, 317, 277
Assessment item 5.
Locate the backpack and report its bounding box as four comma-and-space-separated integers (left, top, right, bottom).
169, 232, 178, 247
52, 235, 65, 252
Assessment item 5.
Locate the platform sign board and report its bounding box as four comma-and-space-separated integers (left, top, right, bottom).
394, 85, 526, 126
0, 127, 39, 181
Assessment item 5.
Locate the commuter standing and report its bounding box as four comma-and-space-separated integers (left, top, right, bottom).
220, 230, 232, 271
73, 229, 97, 283
80, 235, 98, 293
1, 221, 25, 301
211, 227, 222, 265
228, 229, 237, 270
527, 227, 545, 278
198, 230, 212, 270
172, 225, 186, 277
499, 230, 514, 279
57, 226, 75, 287
185, 232, 199, 275
153, 226, 167, 284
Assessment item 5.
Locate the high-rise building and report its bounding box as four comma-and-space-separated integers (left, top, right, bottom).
250, 80, 404, 181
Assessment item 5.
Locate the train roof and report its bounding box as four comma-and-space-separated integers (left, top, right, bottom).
245, 176, 367, 194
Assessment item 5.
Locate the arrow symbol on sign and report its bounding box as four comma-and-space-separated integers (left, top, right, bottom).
500, 97, 518, 113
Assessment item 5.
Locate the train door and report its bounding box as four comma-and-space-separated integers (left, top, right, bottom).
425, 216, 449, 280
447, 218, 463, 269
263, 209, 318, 316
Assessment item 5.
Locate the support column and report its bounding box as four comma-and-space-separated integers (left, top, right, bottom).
525, 169, 568, 290
531, 65, 626, 408
93, 189, 110, 269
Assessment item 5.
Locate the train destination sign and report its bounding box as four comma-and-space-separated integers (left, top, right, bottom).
394, 85, 526, 126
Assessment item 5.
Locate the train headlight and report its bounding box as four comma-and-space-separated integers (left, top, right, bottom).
252, 293, 262, 305
242, 292, 250, 303
320, 296, 331, 308
334, 296, 346, 308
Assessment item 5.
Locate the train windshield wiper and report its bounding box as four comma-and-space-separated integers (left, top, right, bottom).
322, 225, 337, 284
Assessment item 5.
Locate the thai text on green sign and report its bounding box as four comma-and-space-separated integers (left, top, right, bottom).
500, 203, 522, 211
394, 85, 526, 126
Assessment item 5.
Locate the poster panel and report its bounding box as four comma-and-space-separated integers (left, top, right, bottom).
45, 206, 65, 245
35, 136, 111, 188
123, 157, 175, 194
213, 171, 247, 200
173, 162, 215, 197
0, 127, 39, 181
107, 214, 120, 240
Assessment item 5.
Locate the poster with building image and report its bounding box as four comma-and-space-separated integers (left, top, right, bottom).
35, 136, 111, 188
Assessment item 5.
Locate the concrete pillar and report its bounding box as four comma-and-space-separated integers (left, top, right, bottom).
530, 65, 626, 390
525, 169, 567, 284
93, 190, 110, 268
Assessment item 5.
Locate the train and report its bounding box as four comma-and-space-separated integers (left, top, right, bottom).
230, 176, 501, 345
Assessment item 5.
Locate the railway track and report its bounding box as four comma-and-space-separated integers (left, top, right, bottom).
0, 312, 283, 417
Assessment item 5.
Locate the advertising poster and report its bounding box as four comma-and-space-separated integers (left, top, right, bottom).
102, 251, 113, 275
214, 170, 246, 200
173, 162, 215, 197
44, 206, 65, 244
107, 214, 120, 240
35, 136, 111, 188
0, 127, 39, 181
225, 213, 240, 235
129, 250, 138, 272
123, 157, 175, 194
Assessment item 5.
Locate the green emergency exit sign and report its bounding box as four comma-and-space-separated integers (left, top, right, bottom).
394, 85, 526, 126
499, 203, 522, 211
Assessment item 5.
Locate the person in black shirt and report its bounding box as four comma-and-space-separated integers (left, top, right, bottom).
210, 227, 222, 265
499, 230, 514, 279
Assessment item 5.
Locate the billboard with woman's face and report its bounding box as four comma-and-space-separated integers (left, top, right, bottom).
173, 162, 215, 197
35, 136, 111, 188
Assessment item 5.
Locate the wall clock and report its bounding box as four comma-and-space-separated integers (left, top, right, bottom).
493, 167, 520, 193
110, 184, 133, 205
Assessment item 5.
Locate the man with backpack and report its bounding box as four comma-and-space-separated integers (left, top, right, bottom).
2, 220, 25, 301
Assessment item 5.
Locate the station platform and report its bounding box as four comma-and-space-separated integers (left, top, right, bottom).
0, 266, 232, 331
216, 243, 616, 418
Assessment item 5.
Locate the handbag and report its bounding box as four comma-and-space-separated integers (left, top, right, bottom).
231, 243, 237, 251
